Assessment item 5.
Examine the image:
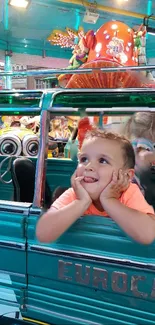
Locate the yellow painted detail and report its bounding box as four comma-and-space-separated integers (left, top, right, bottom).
0, 127, 34, 139
58, 0, 155, 20
23, 317, 50, 325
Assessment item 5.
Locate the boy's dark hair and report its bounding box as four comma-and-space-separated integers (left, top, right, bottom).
84, 128, 135, 169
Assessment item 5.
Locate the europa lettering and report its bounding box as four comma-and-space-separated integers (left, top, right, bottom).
58, 260, 155, 299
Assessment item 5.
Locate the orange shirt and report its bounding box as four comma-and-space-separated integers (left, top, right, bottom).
52, 183, 154, 216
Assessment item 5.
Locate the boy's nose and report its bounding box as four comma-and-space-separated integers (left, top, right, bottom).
85, 162, 95, 171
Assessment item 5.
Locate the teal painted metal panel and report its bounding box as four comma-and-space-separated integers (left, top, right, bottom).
46, 158, 76, 193
0, 156, 76, 200
0, 202, 30, 319
26, 213, 155, 324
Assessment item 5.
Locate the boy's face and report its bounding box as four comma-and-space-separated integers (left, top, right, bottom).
77, 137, 130, 200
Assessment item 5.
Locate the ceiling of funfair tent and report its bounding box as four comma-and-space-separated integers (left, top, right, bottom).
0, 0, 155, 60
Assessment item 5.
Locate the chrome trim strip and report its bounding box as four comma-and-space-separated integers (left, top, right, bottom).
28, 245, 155, 270
52, 88, 155, 99
0, 65, 155, 76
50, 107, 155, 113
30, 207, 42, 215
27, 305, 102, 325
0, 89, 45, 94
0, 200, 31, 213
0, 106, 40, 110
0, 269, 25, 278
0, 241, 25, 250
50, 107, 79, 112
0, 200, 31, 207
86, 107, 155, 112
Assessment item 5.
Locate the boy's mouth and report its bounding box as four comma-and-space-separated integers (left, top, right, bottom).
83, 176, 98, 183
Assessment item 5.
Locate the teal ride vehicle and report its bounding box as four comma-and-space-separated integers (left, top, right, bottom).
0, 87, 155, 325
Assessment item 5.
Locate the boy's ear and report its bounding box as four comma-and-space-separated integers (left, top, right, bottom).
127, 169, 135, 180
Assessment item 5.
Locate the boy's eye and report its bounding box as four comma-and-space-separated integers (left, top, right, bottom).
99, 157, 108, 164
79, 156, 88, 163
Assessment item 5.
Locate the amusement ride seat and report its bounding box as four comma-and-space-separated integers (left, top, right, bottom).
11, 157, 52, 208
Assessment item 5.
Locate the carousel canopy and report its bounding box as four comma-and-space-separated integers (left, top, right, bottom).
0, 0, 154, 59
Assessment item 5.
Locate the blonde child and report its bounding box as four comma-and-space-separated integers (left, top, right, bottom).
36, 129, 155, 245
122, 112, 155, 208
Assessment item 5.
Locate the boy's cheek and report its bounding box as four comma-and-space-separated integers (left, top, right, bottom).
76, 164, 85, 177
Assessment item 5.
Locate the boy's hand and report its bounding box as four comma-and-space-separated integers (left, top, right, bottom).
100, 169, 130, 203
71, 172, 92, 207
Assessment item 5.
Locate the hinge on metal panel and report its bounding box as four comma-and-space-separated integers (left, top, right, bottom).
22, 210, 29, 238
20, 288, 27, 313
21, 216, 28, 238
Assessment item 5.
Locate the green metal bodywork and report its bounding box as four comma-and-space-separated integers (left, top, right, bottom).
0, 88, 155, 325
0, 157, 75, 201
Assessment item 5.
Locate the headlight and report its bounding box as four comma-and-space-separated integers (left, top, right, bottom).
22, 135, 39, 157
0, 135, 22, 156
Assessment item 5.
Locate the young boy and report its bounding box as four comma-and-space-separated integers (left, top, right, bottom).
36, 129, 155, 245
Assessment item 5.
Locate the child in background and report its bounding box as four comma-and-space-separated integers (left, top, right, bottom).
36, 129, 155, 245
122, 112, 155, 209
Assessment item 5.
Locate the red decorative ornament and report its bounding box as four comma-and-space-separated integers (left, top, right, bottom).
87, 21, 136, 66
49, 21, 148, 88
66, 59, 141, 89
65, 21, 142, 88
78, 117, 94, 148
